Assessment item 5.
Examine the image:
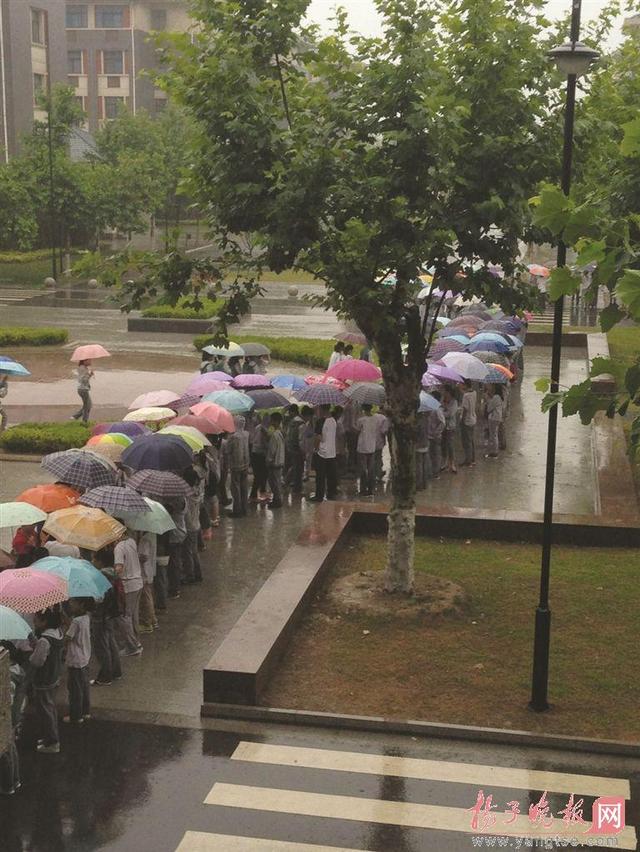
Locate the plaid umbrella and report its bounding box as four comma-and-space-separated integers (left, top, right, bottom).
294, 385, 346, 406
430, 339, 466, 356
344, 383, 386, 406
167, 393, 202, 411
42, 450, 117, 490
471, 350, 511, 367
245, 388, 290, 410
80, 486, 150, 514
121, 434, 194, 471
127, 469, 190, 499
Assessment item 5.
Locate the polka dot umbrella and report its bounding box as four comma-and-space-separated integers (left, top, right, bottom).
0, 568, 68, 613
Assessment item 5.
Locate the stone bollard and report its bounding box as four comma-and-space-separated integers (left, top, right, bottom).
88, 278, 99, 290
288, 285, 299, 299
44, 277, 56, 289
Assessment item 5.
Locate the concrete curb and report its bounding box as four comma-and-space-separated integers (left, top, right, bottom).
201, 702, 640, 758
0, 453, 43, 462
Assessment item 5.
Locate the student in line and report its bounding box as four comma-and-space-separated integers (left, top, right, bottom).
485, 384, 504, 459
266, 412, 286, 509
460, 380, 478, 467
63, 597, 93, 725
29, 608, 64, 754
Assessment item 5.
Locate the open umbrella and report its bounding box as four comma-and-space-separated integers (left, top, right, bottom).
76, 447, 118, 470
92, 422, 151, 438
32, 556, 112, 599
480, 366, 510, 385
448, 315, 484, 329
469, 350, 510, 366
294, 385, 346, 406
185, 374, 231, 396
44, 506, 125, 551
430, 338, 466, 356
70, 344, 111, 362
245, 388, 290, 410
0, 355, 30, 377
467, 339, 511, 355
471, 331, 514, 346
439, 353, 490, 381
425, 364, 464, 384
121, 434, 194, 471
42, 449, 117, 489
270, 374, 307, 391
85, 443, 125, 463
202, 342, 245, 357
168, 413, 224, 436
0, 605, 32, 641
0, 502, 47, 528
344, 383, 386, 406
127, 469, 190, 499
80, 486, 150, 515
334, 331, 367, 346
326, 359, 382, 382
0, 568, 68, 612
527, 264, 550, 277
240, 342, 271, 357
189, 402, 236, 433
438, 333, 472, 345
488, 363, 514, 380
128, 390, 181, 410
418, 392, 442, 413
167, 393, 202, 412
203, 389, 255, 414
159, 425, 211, 451
86, 433, 132, 448
16, 484, 80, 514
231, 374, 273, 390
123, 407, 176, 424
0, 550, 15, 570
438, 326, 476, 339
115, 497, 176, 534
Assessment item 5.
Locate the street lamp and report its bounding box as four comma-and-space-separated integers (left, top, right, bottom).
529, 0, 598, 713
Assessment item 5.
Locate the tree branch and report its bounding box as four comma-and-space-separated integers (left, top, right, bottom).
274, 52, 292, 131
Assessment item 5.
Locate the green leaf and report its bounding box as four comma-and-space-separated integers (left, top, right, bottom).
575, 239, 606, 267
560, 379, 593, 417
615, 268, 640, 320
548, 266, 581, 300
564, 206, 598, 245
620, 117, 640, 158
541, 391, 565, 413
530, 184, 573, 236
599, 303, 625, 332
535, 377, 551, 393
625, 364, 640, 398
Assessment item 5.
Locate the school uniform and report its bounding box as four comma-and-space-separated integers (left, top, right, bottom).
266, 427, 285, 508
30, 627, 64, 748
415, 412, 431, 490
486, 393, 503, 457
427, 407, 446, 476
114, 537, 143, 652
138, 532, 158, 630
313, 416, 338, 500
442, 398, 460, 469
356, 414, 378, 495
181, 487, 202, 582
66, 614, 91, 722
227, 416, 251, 515
461, 390, 478, 465
249, 420, 269, 498
91, 571, 122, 684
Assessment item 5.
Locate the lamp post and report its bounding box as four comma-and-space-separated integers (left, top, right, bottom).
529, 0, 599, 712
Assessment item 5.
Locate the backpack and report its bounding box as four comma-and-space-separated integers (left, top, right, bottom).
33, 634, 64, 689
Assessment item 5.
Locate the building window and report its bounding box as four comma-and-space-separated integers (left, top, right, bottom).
104, 96, 125, 119
65, 4, 88, 28
107, 76, 121, 88
68, 50, 83, 74
150, 8, 167, 30
103, 50, 124, 74
33, 73, 46, 104
75, 96, 85, 112
31, 9, 46, 44
95, 5, 127, 28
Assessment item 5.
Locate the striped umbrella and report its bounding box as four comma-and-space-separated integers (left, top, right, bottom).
42, 450, 117, 490
344, 383, 386, 406
127, 469, 190, 499
294, 385, 346, 406
80, 486, 150, 514
86, 433, 132, 448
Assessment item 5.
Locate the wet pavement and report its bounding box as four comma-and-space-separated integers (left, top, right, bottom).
1, 717, 637, 851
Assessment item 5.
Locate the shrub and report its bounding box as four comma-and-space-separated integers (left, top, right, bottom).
0, 249, 60, 264
0, 422, 91, 454
0, 327, 68, 346
193, 334, 335, 369
142, 297, 226, 319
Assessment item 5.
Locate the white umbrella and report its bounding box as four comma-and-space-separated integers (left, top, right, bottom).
439, 353, 490, 381
0, 502, 47, 528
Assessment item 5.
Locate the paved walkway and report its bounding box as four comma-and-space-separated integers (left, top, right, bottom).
1, 717, 637, 851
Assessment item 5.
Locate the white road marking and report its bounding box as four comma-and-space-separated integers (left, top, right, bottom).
175, 831, 371, 851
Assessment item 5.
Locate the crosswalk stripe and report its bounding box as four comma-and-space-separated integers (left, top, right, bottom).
205, 783, 638, 849
231, 742, 631, 800
175, 831, 371, 852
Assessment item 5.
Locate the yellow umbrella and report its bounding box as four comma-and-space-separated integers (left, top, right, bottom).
43, 506, 125, 551
123, 407, 176, 423
159, 425, 211, 451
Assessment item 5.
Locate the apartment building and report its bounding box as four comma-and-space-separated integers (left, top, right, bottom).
65, 1, 191, 132
0, 0, 66, 160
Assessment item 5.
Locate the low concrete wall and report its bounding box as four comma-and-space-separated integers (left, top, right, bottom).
127, 316, 216, 334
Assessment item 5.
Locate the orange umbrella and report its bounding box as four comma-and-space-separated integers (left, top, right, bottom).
488, 363, 514, 380
16, 484, 80, 513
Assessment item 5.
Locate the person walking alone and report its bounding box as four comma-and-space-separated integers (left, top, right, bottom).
71, 360, 94, 423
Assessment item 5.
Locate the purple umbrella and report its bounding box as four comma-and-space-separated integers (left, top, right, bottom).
121, 434, 194, 471
92, 422, 151, 438
425, 364, 464, 384
185, 373, 233, 395
430, 338, 466, 356
421, 373, 441, 390
231, 374, 273, 390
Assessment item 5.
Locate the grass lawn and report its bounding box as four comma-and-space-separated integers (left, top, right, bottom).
262, 535, 640, 742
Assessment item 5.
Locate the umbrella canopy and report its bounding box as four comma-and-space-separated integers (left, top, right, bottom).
448, 315, 484, 329
471, 331, 513, 345
482, 318, 524, 335
44, 506, 125, 551
344, 383, 386, 406
231, 374, 273, 390
167, 393, 202, 412
168, 413, 223, 436
0, 605, 32, 640
202, 342, 245, 357
185, 374, 231, 396
159, 425, 211, 451
430, 338, 466, 356
425, 364, 464, 384
294, 385, 346, 406
270, 374, 307, 391
527, 264, 550, 277
80, 486, 150, 514
438, 326, 476, 339
467, 339, 511, 354
439, 353, 490, 381
245, 388, 290, 410
15, 484, 80, 513
189, 402, 236, 433
121, 434, 194, 471
123, 407, 176, 423
418, 392, 442, 413
85, 443, 124, 463
75, 447, 118, 470
488, 363, 514, 380
0, 502, 48, 528
128, 390, 180, 410
480, 366, 510, 385
326, 359, 382, 382
240, 342, 271, 357
92, 421, 150, 438
42, 449, 117, 489
127, 469, 190, 499
86, 433, 132, 448
0, 568, 68, 613
203, 389, 255, 414
334, 331, 367, 345
469, 349, 510, 365
421, 373, 441, 390
32, 556, 112, 599
0, 355, 30, 377
116, 497, 176, 534
70, 344, 111, 362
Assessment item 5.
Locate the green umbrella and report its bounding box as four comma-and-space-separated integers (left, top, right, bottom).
0, 605, 32, 640
115, 497, 176, 534
0, 501, 47, 528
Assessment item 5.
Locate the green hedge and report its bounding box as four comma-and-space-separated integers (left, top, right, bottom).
143, 297, 226, 319
0, 249, 59, 264
0, 422, 91, 454
193, 334, 335, 369
0, 327, 68, 346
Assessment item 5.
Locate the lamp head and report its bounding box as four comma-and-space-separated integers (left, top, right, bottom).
547, 41, 599, 77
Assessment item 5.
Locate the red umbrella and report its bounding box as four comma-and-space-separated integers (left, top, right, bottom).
168, 414, 225, 435
326, 359, 381, 382
16, 484, 81, 513
189, 402, 236, 433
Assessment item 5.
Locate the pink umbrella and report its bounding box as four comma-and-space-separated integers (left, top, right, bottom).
128, 390, 181, 410
326, 359, 382, 382
335, 331, 367, 345
304, 374, 348, 390
186, 374, 232, 396
0, 568, 68, 613
168, 414, 225, 435
231, 374, 273, 390
527, 264, 551, 278
190, 402, 236, 433
70, 344, 111, 362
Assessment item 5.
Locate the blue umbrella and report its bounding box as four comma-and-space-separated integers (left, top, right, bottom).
0, 354, 30, 377
480, 366, 510, 385
121, 434, 194, 471
505, 334, 524, 349
203, 389, 255, 414
271, 374, 307, 391
467, 339, 511, 354
0, 605, 32, 640
32, 556, 112, 599
441, 334, 471, 345
418, 392, 442, 413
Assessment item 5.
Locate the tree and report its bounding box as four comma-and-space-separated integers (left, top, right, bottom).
145, 0, 568, 592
